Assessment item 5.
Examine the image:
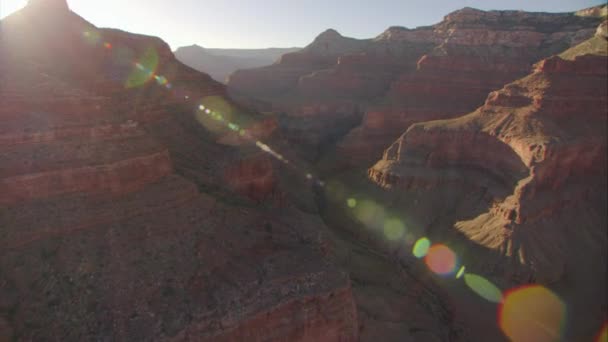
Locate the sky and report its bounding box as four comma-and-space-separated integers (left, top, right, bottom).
1, 0, 605, 49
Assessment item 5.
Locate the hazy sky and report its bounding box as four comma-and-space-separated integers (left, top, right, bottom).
1, 0, 605, 49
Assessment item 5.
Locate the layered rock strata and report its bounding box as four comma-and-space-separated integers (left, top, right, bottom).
228, 6, 605, 166
369, 31, 607, 339
0, 1, 358, 341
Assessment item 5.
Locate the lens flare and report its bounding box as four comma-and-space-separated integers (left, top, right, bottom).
596, 322, 607, 342
354, 200, 385, 229
499, 285, 566, 342
464, 273, 503, 303
413, 238, 431, 258
82, 30, 100, 45
126, 48, 159, 88
456, 265, 466, 279
425, 244, 457, 275
383, 219, 405, 241
154, 75, 167, 85
347, 198, 357, 208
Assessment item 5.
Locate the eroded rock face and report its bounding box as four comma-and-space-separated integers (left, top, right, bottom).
336, 7, 604, 168
369, 36, 607, 339
0, 4, 359, 341
228, 6, 604, 168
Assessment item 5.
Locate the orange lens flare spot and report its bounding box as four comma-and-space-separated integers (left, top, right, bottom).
424, 244, 457, 275
595, 321, 607, 342
104, 42, 112, 49
499, 285, 566, 342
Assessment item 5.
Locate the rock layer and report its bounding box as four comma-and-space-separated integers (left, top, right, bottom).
369, 33, 607, 339
0, 2, 358, 341
228, 6, 605, 167
336, 6, 604, 167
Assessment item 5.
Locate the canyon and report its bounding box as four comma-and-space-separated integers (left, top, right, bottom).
0, 1, 358, 340
368, 26, 607, 339
1, 0, 607, 341
228, 6, 605, 168
174, 45, 300, 83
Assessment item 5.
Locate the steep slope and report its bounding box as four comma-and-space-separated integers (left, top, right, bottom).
369, 26, 608, 339
227, 6, 605, 166
0, 1, 358, 341
228, 28, 433, 160
229, 29, 372, 99
338, 6, 606, 167
174, 45, 300, 83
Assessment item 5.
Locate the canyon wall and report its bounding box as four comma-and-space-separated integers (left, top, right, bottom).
368, 29, 607, 339
0, 1, 358, 341
228, 6, 605, 167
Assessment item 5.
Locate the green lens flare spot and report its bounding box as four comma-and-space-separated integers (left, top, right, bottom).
456, 266, 466, 279
347, 198, 357, 208
464, 273, 503, 303
413, 238, 431, 258
126, 47, 159, 88
383, 219, 405, 241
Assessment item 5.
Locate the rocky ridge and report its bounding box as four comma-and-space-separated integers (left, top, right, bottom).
228, 5, 605, 166
0, 1, 359, 340
368, 26, 607, 339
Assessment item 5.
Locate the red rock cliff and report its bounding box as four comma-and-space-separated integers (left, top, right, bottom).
0, 2, 359, 341
368, 34, 607, 339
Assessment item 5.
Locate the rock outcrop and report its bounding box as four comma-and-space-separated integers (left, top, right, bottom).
228, 6, 605, 167
336, 6, 605, 167
368, 32, 607, 339
0, 2, 359, 341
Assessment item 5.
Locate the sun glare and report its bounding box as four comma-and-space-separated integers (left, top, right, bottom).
0, 0, 27, 18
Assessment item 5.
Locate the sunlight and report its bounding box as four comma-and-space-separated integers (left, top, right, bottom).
0, 0, 27, 19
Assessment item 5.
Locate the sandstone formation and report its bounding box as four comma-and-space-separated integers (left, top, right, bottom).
0, 1, 359, 340
338, 6, 606, 168
228, 6, 605, 167
174, 45, 300, 83
368, 29, 607, 339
